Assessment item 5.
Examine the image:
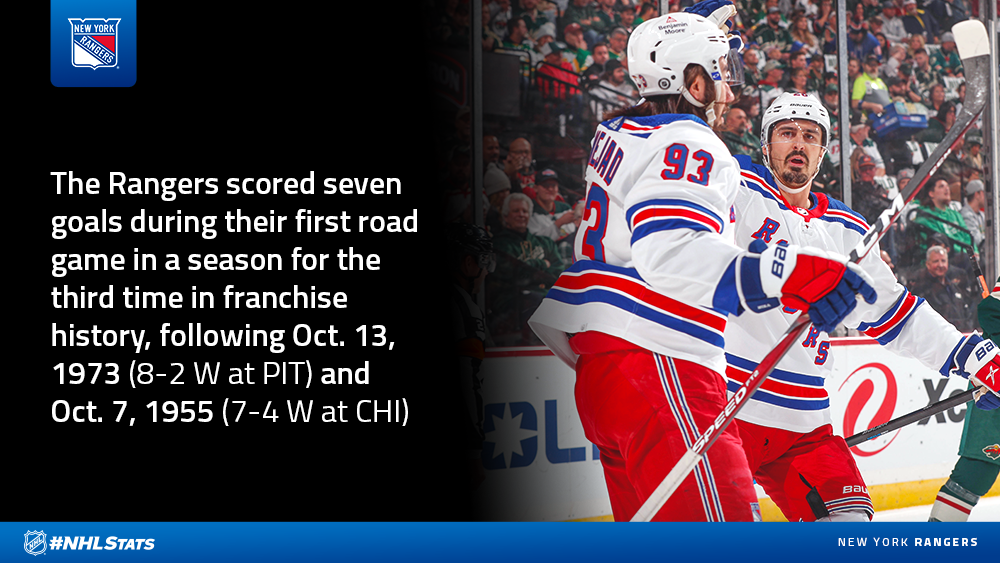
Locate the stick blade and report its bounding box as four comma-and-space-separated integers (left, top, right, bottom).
954, 19, 989, 60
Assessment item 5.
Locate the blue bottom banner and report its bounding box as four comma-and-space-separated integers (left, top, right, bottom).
2, 522, 995, 562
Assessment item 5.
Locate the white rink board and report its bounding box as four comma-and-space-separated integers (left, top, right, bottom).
475, 340, 971, 521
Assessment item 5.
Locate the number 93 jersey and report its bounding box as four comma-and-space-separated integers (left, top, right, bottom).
530, 114, 746, 377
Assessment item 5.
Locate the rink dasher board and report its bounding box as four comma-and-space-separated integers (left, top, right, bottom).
475, 340, 971, 522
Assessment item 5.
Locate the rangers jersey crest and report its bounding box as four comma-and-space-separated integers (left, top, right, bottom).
69, 18, 120, 68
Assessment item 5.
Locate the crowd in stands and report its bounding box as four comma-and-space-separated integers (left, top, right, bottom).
430, 0, 990, 344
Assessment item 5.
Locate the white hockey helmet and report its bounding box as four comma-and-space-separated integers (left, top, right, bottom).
627, 12, 734, 123
760, 92, 831, 147
760, 92, 831, 193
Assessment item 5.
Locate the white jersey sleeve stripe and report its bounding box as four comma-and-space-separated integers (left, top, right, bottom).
856, 289, 924, 343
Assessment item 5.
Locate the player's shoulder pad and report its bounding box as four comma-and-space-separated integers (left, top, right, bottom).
734, 154, 770, 177
824, 195, 870, 227
602, 113, 716, 144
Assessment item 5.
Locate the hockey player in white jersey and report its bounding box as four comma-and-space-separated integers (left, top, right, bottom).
528, 11, 879, 522
727, 91, 1000, 521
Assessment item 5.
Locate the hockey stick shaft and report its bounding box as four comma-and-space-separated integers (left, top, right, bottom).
845, 386, 984, 446
631, 21, 992, 522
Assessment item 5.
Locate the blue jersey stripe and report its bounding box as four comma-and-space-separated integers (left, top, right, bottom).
726, 353, 826, 387
546, 287, 725, 347
625, 198, 724, 227
726, 380, 831, 410
631, 218, 713, 244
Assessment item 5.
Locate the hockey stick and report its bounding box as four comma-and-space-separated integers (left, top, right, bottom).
630, 20, 991, 522
845, 385, 987, 447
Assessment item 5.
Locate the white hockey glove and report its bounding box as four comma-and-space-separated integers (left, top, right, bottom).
736, 240, 877, 333
947, 334, 1000, 410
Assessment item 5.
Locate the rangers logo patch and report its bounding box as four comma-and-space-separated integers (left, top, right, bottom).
69, 18, 120, 68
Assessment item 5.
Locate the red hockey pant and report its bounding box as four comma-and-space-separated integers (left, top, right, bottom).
572, 332, 758, 521
737, 420, 874, 521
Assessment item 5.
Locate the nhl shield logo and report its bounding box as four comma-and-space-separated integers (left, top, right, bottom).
69, 18, 120, 68
24, 530, 47, 556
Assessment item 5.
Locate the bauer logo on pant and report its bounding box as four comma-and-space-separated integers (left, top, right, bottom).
69, 18, 120, 68
24, 531, 46, 556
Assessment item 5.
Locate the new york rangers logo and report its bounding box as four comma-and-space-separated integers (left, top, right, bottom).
68, 18, 120, 68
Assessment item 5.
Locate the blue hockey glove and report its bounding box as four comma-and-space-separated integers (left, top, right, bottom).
684, 0, 737, 30
738, 240, 877, 334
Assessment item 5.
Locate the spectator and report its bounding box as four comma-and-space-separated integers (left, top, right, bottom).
847, 23, 882, 61
562, 23, 594, 73
532, 22, 557, 51
848, 120, 887, 176
528, 169, 581, 243
607, 27, 628, 59
537, 43, 582, 100
905, 245, 977, 332
931, 31, 963, 77
788, 50, 808, 72
504, 137, 537, 196
821, 84, 840, 134
881, 1, 907, 43
868, 16, 884, 40
916, 99, 955, 143
619, 5, 637, 34
514, 0, 551, 36
488, 193, 565, 345
589, 59, 637, 118
482, 6, 504, 51
848, 56, 862, 85
563, 0, 601, 49
502, 17, 533, 51
901, 0, 940, 40
719, 106, 763, 162
852, 54, 889, 114
593, 0, 622, 39
897, 62, 925, 103
635, 2, 658, 24
814, 0, 835, 35
483, 134, 501, 167
492, 193, 565, 279
851, 153, 892, 224
484, 163, 512, 235
758, 60, 785, 108
885, 75, 910, 101
488, 0, 513, 39
954, 81, 966, 114
753, 7, 794, 53
909, 176, 978, 258
743, 47, 763, 88
906, 32, 926, 58
787, 67, 812, 95
883, 43, 908, 78
959, 180, 986, 249
924, 0, 969, 32
806, 55, 825, 91
582, 42, 611, 85
912, 48, 941, 97
961, 130, 985, 180
790, 14, 820, 55
875, 32, 889, 57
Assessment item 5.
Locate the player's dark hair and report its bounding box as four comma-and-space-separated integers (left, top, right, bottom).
602, 65, 713, 122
